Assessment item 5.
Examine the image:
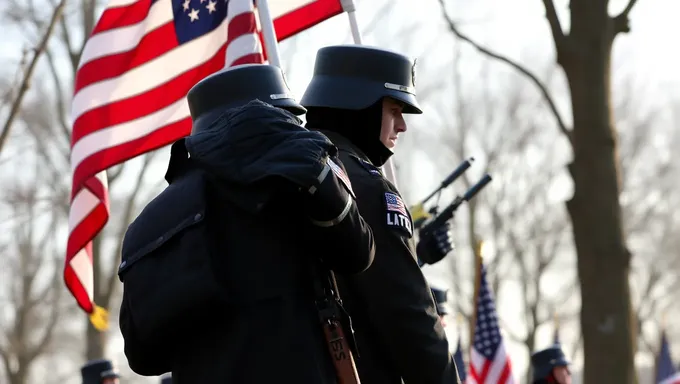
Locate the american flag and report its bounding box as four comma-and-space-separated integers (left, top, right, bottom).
656, 331, 679, 384
328, 158, 353, 195
385, 192, 407, 216
467, 265, 514, 384
66, 0, 348, 318
660, 373, 680, 384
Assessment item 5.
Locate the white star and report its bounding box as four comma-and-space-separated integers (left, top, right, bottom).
206, 0, 217, 13
182, 0, 190, 11
188, 8, 199, 21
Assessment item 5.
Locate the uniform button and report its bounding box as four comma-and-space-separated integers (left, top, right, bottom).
194, 213, 202, 221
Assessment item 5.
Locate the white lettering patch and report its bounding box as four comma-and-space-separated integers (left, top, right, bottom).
384, 192, 413, 237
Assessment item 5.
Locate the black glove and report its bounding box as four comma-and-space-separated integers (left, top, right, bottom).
416, 221, 454, 265
304, 157, 355, 227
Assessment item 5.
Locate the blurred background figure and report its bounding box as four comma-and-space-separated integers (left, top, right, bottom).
159, 373, 172, 383
81, 359, 120, 384
431, 286, 450, 326
531, 345, 571, 384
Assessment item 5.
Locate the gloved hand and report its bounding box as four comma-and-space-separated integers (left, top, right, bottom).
304, 156, 355, 227
416, 221, 454, 265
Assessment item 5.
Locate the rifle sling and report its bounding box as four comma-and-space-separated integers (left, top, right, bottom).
310, 262, 361, 384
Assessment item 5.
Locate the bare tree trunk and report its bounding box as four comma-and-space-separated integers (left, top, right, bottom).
560, 1, 636, 382
86, 322, 107, 360
9, 369, 27, 384
437, 0, 641, 381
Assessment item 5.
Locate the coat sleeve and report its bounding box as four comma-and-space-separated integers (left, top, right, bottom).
340, 155, 461, 384
305, 157, 376, 275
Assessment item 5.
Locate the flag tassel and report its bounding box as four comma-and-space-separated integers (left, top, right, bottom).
89, 304, 109, 331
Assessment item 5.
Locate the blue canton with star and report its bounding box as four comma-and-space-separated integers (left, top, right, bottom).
473, 266, 503, 359
169, 0, 229, 44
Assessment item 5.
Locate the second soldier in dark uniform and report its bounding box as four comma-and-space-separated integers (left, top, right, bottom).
301, 45, 460, 383
531, 345, 571, 384
80, 359, 120, 384
119, 64, 375, 383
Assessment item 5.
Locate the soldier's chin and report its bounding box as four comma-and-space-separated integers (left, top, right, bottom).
384, 138, 397, 149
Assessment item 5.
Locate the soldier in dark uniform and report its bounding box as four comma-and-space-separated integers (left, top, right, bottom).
531, 345, 571, 384
80, 359, 120, 384
119, 64, 375, 383
301, 45, 460, 384
159, 373, 171, 383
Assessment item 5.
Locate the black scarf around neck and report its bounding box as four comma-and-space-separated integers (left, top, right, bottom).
304, 102, 393, 166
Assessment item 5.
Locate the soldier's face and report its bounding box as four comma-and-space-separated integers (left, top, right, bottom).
552, 366, 571, 384
380, 98, 407, 149
102, 378, 119, 384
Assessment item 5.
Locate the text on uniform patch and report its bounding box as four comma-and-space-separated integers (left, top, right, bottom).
385, 192, 413, 236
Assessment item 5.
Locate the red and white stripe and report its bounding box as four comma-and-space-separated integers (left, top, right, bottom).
66, 0, 354, 314
66, 0, 263, 313
269, 0, 345, 41
660, 373, 680, 384
467, 346, 514, 384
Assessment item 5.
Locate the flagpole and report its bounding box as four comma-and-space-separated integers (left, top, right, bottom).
254, 0, 282, 68
661, 310, 666, 331
340, 0, 399, 187
469, 239, 483, 352
553, 310, 560, 344
342, 0, 363, 44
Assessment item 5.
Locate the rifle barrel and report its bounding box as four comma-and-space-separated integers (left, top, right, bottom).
421, 157, 474, 205
420, 173, 492, 234
462, 174, 492, 201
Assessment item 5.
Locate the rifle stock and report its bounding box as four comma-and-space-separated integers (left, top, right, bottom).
322, 319, 361, 384
313, 267, 361, 384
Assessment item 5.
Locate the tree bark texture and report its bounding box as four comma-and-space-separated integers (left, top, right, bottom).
560, 0, 637, 382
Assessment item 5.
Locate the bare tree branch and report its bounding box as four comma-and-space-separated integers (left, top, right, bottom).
613, 0, 640, 34
541, 0, 566, 48
107, 163, 128, 184
26, 251, 62, 363
43, 48, 72, 154
436, 0, 572, 144
0, 0, 65, 156
58, 12, 78, 72
0, 167, 68, 384
1, 49, 30, 106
